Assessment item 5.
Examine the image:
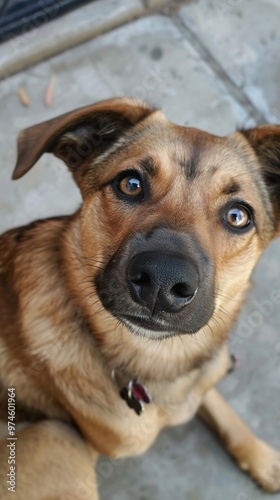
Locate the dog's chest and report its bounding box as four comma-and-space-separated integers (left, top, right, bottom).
63, 346, 231, 458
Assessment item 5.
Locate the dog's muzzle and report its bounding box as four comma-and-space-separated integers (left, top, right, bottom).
127, 251, 198, 315
96, 227, 214, 337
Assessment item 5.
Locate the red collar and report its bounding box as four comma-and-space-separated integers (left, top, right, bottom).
111, 371, 152, 416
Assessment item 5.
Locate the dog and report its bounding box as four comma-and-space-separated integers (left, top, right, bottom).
0, 97, 280, 499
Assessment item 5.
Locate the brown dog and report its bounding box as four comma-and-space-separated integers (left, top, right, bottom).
0, 97, 280, 499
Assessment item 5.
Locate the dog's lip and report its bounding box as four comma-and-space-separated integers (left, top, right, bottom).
118, 313, 172, 332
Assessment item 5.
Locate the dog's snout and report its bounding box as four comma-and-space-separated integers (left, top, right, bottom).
127, 251, 198, 314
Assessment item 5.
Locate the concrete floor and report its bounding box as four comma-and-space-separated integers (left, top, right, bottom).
0, 0, 280, 498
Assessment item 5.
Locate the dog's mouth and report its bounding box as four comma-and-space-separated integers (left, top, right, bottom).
118, 316, 189, 340
119, 313, 175, 332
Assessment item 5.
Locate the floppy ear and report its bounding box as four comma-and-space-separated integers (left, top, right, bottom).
13, 97, 154, 182
240, 125, 280, 228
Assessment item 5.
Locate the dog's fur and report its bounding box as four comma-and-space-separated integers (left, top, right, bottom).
0, 97, 280, 499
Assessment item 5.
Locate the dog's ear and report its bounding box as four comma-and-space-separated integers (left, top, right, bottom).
240, 125, 280, 230
13, 97, 154, 181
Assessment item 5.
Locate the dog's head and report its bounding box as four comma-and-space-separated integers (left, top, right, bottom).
13, 98, 280, 340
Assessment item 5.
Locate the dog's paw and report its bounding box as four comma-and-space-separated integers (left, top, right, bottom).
241, 439, 280, 492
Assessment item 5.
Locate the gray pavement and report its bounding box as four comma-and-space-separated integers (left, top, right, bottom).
0, 1, 280, 499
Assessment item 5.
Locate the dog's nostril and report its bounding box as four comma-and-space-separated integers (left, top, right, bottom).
171, 283, 193, 299
130, 272, 150, 285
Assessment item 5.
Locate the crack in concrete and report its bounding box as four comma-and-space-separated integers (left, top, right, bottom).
173, 12, 267, 125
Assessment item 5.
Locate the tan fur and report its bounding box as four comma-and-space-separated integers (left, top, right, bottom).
0, 98, 280, 498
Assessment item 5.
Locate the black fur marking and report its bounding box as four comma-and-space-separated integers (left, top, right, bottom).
15, 216, 67, 243
223, 182, 240, 195
139, 157, 157, 177
185, 148, 200, 180
176, 149, 200, 181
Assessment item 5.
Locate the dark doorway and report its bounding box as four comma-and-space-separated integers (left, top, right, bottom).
0, 0, 95, 43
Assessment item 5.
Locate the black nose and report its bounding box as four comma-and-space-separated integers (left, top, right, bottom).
127, 251, 199, 315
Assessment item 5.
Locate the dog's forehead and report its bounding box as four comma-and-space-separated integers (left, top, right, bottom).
134, 117, 253, 182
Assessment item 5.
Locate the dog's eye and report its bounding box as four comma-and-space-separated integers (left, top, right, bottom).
112, 171, 145, 202
118, 175, 143, 197
224, 204, 253, 231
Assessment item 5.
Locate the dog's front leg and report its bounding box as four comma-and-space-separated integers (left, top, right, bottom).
0, 419, 99, 500
198, 388, 280, 492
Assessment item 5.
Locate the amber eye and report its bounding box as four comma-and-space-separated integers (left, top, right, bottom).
225, 205, 252, 229
117, 174, 143, 197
